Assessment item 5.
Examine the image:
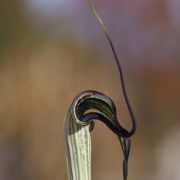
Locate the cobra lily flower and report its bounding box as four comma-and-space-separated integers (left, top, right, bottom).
64, 0, 137, 180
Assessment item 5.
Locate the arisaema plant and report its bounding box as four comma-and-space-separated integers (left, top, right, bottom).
64, 0, 137, 180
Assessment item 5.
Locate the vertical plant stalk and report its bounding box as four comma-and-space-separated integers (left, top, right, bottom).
64, 108, 91, 180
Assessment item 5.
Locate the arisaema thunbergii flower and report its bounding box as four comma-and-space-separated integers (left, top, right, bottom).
64, 1, 137, 180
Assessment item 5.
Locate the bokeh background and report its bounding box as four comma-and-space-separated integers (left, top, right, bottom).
0, 0, 179, 179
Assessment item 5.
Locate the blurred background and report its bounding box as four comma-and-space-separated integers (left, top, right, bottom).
0, 0, 179, 179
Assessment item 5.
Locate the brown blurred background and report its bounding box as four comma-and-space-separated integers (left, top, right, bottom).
0, 0, 179, 179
